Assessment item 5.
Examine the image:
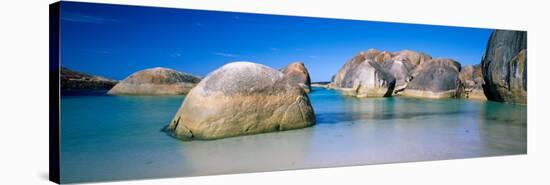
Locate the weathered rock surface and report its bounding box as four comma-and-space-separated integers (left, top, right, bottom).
280, 62, 312, 93
481, 30, 527, 104
380, 59, 416, 94
108, 67, 200, 95
457, 65, 486, 100
166, 62, 315, 140
391, 50, 433, 66
402, 58, 461, 99
329, 51, 396, 97
60, 67, 117, 91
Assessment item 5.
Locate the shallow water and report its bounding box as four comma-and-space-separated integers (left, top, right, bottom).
59, 88, 526, 183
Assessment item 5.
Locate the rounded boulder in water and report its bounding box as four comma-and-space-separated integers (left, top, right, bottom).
166, 61, 316, 140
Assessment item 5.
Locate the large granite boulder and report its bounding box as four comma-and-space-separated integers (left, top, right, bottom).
108, 67, 200, 95
330, 51, 396, 97
280, 62, 312, 93
166, 62, 315, 140
457, 65, 486, 100
380, 59, 416, 94
60, 67, 117, 91
481, 30, 527, 104
402, 58, 461, 99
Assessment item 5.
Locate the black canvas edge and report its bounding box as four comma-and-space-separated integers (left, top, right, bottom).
49, 2, 61, 184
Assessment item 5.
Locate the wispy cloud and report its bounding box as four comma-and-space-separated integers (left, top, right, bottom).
214, 52, 239, 58
170, 53, 183, 58
61, 12, 119, 24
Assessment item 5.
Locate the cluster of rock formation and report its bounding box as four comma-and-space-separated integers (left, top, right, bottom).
165, 62, 315, 140
329, 49, 462, 99
60, 67, 118, 91
327, 29, 527, 104
107, 67, 201, 95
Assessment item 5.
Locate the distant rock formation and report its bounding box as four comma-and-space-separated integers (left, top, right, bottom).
329, 51, 396, 97
280, 62, 312, 93
481, 30, 527, 104
107, 67, 200, 95
402, 58, 461, 99
311, 81, 331, 88
457, 65, 486, 100
166, 62, 315, 140
60, 67, 117, 91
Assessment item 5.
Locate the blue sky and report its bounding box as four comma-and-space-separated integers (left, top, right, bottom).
60, 1, 493, 82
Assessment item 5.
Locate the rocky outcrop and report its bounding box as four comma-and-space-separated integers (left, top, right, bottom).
166, 62, 315, 140
60, 67, 117, 91
481, 30, 527, 104
329, 51, 396, 97
280, 62, 312, 93
457, 65, 486, 100
107, 67, 200, 95
402, 58, 461, 99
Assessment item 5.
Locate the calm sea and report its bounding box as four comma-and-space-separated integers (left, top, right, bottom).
60, 87, 526, 183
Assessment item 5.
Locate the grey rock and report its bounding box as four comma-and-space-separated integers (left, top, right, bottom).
330, 51, 396, 97
380, 59, 416, 94
481, 30, 527, 104
403, 58, 461, 99
60, 67, 117, 91
280, 62, 312, 93
108, 67, 200, 95
457, 64, 486, 100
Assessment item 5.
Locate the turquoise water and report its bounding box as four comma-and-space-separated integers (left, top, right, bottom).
60, 87, 527, 183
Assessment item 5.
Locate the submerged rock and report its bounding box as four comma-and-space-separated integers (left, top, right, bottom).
108, 67, 200, 95
280, 62, 312, 93
166, 62, 315, 140
402, 58, 461, 99
457, 65, 486, 100
481, 30, 527, 104
60, 67, 117, 91
330, 51, 396, 97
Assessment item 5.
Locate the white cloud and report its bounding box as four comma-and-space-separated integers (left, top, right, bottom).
214, 52, 239, 57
